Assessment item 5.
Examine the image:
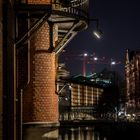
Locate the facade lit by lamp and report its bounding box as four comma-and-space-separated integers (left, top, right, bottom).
71, 83, 103, 107
125, 49, 140, 114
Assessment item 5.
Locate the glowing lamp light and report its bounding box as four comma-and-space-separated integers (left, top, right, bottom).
111, 61, 116, 65
68, 84, 72, 89
93, 30, 102, 39
84, 53, 88, 57
94, 57, 98, 61
91, 18, 103, 39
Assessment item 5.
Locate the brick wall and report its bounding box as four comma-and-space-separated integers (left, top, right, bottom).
23, 21, 59, 123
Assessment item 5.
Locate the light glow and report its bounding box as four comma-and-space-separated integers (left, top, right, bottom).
93, 31, 101, 39
111, 61, 116, 65
94, 57, 98, 61
84, 53, 88, 57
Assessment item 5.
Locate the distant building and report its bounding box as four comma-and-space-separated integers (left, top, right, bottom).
87, 68, 119, 87
58, 75, 104, 120
69, 70, 120, 116
125, 49, 140, 112
57, 67, 121, 120
70, 75, 104, 107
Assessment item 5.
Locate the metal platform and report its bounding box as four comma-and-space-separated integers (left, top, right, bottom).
14, 1, 89, 54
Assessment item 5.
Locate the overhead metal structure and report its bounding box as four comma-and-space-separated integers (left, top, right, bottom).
3, 0, 89, 140
14, 0, 89, 54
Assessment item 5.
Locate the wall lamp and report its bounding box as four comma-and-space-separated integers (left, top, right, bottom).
90, 18, 103, 39
93, 30, 102, 39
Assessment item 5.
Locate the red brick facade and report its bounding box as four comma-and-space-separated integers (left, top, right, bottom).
23, 22, 59, 123
125, 50, 140, 111
71, 83, 103, 106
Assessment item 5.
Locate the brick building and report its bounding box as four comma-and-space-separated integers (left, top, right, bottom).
70, 76, 103, 107
58, 75, 104, 120
125, 49, 140, 113
2, 0, 89, 139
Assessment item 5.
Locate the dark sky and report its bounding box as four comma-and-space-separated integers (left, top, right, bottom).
59, 0, 140, 78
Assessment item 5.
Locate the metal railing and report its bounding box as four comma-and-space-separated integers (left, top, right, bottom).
59, 106, 97, 121
16, 0, 89, 19
54, 0, 88, 18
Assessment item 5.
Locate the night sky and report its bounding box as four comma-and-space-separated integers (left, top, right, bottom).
59, 0, 140, 79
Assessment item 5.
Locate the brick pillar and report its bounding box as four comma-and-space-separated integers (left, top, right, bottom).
23, 21, 59, 124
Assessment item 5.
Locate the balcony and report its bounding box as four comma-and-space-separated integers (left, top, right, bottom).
14, 0, 89, 21
14, 0, 89, 54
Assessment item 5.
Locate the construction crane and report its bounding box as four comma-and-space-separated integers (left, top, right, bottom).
60, 51, 122, 76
